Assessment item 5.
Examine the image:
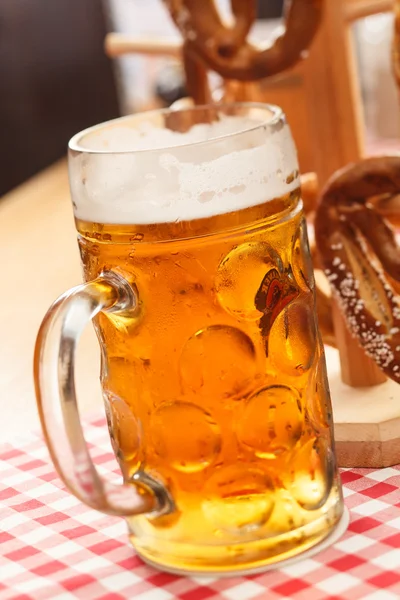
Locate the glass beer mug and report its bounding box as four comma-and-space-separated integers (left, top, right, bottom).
34, 103, 344, 575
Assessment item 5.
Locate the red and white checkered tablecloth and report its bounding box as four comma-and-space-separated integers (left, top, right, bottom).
1, 417, 400, 600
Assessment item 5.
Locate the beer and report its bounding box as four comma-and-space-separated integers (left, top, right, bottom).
68, 105, 343, 573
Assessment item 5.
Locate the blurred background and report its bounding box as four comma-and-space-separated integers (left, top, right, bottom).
1, 0, 399, 196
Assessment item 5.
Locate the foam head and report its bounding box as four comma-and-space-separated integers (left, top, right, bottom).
68, 103, 299, 225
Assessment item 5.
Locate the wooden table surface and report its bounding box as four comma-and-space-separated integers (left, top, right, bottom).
0, 160, 102, 442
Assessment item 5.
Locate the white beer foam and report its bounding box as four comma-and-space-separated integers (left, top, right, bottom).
69, 116, 299, 224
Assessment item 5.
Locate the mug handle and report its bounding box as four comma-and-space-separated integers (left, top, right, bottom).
34, 271, 175, 518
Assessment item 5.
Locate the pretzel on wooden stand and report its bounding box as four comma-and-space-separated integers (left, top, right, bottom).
163, 0, 323, 102
315, 157, 400, 382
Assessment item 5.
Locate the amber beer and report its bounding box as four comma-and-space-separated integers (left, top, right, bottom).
76, 192, 343, 570
37, 103, 344, 574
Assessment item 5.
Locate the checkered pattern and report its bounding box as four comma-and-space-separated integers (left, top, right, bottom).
1, 418, 400, 600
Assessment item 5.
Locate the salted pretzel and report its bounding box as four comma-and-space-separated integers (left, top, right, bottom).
315, 157, 400, 382
164, 0, 323, 101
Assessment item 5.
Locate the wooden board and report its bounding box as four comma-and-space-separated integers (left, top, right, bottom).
0, 160, 102, 442
326, 346, 400, 467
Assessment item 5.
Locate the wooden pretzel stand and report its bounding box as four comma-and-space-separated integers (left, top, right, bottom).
105, 0, 399, 468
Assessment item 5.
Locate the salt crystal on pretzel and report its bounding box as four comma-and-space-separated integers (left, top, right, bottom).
315, 156, 400, 381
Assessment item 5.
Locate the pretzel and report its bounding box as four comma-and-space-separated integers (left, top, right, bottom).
314, 157, 400, 381
163, 0, 323, 84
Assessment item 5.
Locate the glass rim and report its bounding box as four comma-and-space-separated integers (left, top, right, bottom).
68, 102, 284, 156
